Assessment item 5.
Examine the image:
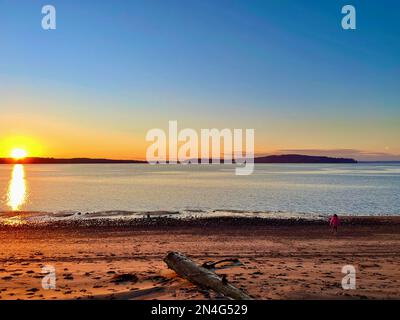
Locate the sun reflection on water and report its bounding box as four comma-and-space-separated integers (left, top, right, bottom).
7, 164, 27, 211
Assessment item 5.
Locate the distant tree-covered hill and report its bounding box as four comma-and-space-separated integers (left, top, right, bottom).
0, 157, 146, 164
254, 154, 357, 163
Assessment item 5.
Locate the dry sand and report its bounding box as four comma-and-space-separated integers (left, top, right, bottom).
0, 217, 399, 300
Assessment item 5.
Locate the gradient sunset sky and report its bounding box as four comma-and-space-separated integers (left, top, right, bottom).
0, 0, 399, 160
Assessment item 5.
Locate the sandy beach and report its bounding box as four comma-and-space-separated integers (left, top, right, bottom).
0, 217, 399, 300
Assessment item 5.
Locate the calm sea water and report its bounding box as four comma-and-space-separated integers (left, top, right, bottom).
0, 163, 399, 216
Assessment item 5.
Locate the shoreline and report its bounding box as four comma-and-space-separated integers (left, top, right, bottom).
1, 215, 400, 230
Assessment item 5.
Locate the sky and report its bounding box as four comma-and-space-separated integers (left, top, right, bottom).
0, 0, 399, 160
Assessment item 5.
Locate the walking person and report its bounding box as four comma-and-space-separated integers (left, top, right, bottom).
329, 214, 340, 234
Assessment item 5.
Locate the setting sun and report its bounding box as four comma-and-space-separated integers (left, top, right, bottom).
11, 148, 28, 160
0, 136, 42, 159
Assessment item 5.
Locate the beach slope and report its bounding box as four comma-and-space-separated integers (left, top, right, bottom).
0, 217, 399, 300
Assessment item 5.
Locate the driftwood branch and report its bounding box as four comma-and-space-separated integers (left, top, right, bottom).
201, 258, 241, 269
164, 252, 252, 300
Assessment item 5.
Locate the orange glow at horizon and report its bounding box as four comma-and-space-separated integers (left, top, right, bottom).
0, 136, 43, 159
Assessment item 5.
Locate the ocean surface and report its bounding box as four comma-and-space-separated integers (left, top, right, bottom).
0, 163, 399, 221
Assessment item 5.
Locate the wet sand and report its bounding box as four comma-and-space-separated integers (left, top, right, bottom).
0, 217, 399, 300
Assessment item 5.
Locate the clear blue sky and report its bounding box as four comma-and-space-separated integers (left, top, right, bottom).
0, 0, 399, 160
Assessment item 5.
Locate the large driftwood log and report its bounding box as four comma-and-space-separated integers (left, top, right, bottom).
164, 252, 252, 300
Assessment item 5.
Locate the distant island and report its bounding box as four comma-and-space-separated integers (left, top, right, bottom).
254, 154, 357, 164
0, 154, 357, 164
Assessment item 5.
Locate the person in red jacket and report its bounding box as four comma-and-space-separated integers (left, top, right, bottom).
329, 214, 340, 234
